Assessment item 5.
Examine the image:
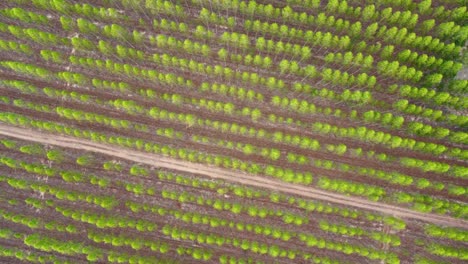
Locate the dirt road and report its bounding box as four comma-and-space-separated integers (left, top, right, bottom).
0, 124, 466, 229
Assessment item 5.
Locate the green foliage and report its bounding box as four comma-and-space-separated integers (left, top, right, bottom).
318, 176, 385, 200
1, 7, 49, 25
0, 139, 17, 149
424, 224, 468, 242
0, 39, 33, 55
46, 149, 65, 163
76, 154, 94, 166
19, 144, 45, 156
425, 242, 468, 260
23, 233, 103, 260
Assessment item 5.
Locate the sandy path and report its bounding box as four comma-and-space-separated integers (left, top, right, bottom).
0, 124, 466, 229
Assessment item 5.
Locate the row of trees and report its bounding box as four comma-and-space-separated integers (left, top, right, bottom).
150, 34, 211, 57
107, 251, 168, 264
319, 219, 401, 247
327, 2, 418, 29
397, 49, 462, 77
298, 232, 399, 263
219, 48, 273, 70
317, 176, 385, 200
0, 209, 43, 230
194, 134, 281, 161
12, 98, 52, 114
376, 60, 423, 83
407, 121, 451, 139
319, 220, 364, 236
200, 82, 264, 102
219, 255, 267, 264
6, 24, 66, 46
199, 7, 237, 29
245, 19, 351, 51
396, 192, 467, 217
18, 143, 45, 156
287, 195, 376, 222
163, 224, 294, 260
255, 37, 311, 60
426, 242, 468, 260
0, 243, 60, 263
144, 0, 186, 17
321, 67, 377, 89
220, 31, 250, 51
174, 246, 212, 262
0, 80, 38, 97
424, 224, 467, 242
153, 18, 189, 34
57, 205, 157, 231
24, 233, 104, 262
70, 3, 125, 22
56, 106, 134, 130
68, 54, 194, 88
1, 7, 49, 25
398, 85, 465, 109
290, 82, 373, 105
360, 110, 405, 130
3, 80, 96, 103
61, 15, 140, 48
311, 119, 453, 157
3, 139, 68, 167
400, 157, 450, 173
0, 154, 56, 177
88, 230, 170, 253
154, 10, 215, 42
1, 60, 51, 80
324, 51, 374, 69
30, 0, 126, 22
393, 99, 442, 123
0, 39, 33, 56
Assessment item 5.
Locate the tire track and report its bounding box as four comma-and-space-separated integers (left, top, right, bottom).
0, 124, 466, 229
